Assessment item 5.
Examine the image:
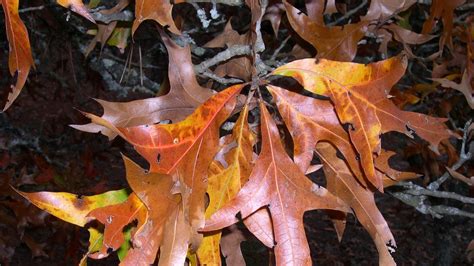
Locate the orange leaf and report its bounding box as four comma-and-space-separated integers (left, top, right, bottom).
273, 55, 451, 190
204, 102, 349, 265
133, 0, 180, 34
57, 0, 95, 23
1, 0, 34, 111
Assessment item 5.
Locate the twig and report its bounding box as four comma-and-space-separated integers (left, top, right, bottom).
194, 45, 252, 73
428, 120, 472, 190
19, 5, 46, 13
395, 182, 474, 204
270, 35, 291, 61
90, 10, 134, 24
199, 71, 244, 85
457, 2, 474, 11
183, 0, 244, 5
327, 0, 368, 26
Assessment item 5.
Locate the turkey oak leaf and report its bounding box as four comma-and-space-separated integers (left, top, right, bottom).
86, 192, 147, 259
204, 102, 349, 266
120, 156, 187, 266
362, 0, 416, 21
72, 30, 214, 139
1, 0, 34, 111
85, 85, 242, 255
268, 85, 365, 186
316, 143, 397, 266
422, 0, 465, 50
284, 1, 368, 61
57, 0, 95, 23
15, 188, 129, 227
132, 0, 179, 34
304, 0, 325, 25
434, 71, 474, 109
197, 105, 255, 264
220, 225, 247, 266
273, 55, 451, 190
376, 150, 420, 187
384, 24, 436, 45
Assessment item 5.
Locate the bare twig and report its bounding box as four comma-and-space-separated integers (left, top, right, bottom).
90, 10, 134, 24
428, 120, 472, 190
395, 182, 474, 204
19, 5, 46, 13
199, 71, 244, 85
194, 45, 252, 73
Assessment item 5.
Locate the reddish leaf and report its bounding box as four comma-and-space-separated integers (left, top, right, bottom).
268, 85, 365, 185
422, 0, 466, 51
273, 55, 451, 190
72, 30, 214, 139
316, 143, 397, 266
362, 0, 416, 21
284, 0, 368, 61
204, 102, 349, 265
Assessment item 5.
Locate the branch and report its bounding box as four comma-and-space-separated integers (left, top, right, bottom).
428, 120, 473, 190
194, 45, 252, 73
198, 71, 244, 85
395, 182, 474, 204
90, 10, 134, 24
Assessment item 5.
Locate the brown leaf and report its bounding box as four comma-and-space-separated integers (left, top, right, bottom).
204, 102, 349, 265
132, 0, 180, 34
284, 1, 368, 61
422, 0, 466, 51
316, 143, 397, 266
434, 70, 474, 109
71, 30, 214, 139
220, 225, 247, 266
273, 55, 451, 190
1, 0, 34, 111
268, 85, 366, 186
362, 0, 416, 21
204, 20, 253, 81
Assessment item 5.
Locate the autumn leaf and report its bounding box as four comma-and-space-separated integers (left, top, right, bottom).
273, 55, 451, 190
204, 20, 253, 81
132, 0, 179, 35
283, 0, 368, 61
268, 85, 366, 185
57, 0, 95, 23
86, 193, 147, 259
84, 85, 242, 259
203, 102, 349, 266
197, 104, 255, 264
119, 156, 187, 265
362, 0, 416, 21
1, 0, 34, 111
434, 71, 474, 109
422, 0, 465, 51
71, 30, 214, 139
316, 143, 397, 266
16, 188, 129, 227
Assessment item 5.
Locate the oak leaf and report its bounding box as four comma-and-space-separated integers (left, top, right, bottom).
273, 55, 451, 190
362, 0, 416, 21
203, 102, 349, 266
84, 85, 242, 257
72, 30, 214, 139
284, 1, 368, 61
1, 0, 34, 111
132, 0, 179, 34
57, 0, 95, 22
316, 143, 397, 265
422, 0, 466, 51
